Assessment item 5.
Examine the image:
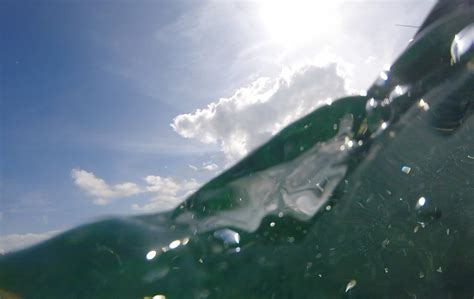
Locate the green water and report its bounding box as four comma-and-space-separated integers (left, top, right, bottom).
1, 9, 473, 299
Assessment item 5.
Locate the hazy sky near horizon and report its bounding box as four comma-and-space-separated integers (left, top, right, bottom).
0, 0, 435, 253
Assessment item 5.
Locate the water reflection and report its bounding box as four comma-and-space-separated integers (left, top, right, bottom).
451, 23, 474, 64
213, 229, 240, 245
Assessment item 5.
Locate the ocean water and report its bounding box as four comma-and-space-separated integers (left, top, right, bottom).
1, 9, 473, 299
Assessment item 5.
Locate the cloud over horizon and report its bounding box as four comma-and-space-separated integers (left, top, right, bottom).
0, 230, 63, 254
171, 63, 349, 164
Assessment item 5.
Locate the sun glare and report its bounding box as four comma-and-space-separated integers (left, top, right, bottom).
259, 0, 340, 46
260, 0, 338, 46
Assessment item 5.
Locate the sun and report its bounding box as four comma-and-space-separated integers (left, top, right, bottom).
259, 0, 340, 46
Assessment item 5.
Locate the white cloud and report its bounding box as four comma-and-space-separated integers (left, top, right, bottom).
71, 169, 142, 205
71, 168, 200, 212
171, 63, 349, 164
188, 162, 219, 172
202, 162, 219, 171
0, 230, 63, 254
132, 176, 200, 211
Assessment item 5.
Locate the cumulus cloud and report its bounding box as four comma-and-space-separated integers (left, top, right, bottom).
71, 168, 200, 212
171, 63, 349, 163
71, 169, 142, 205
132, 176, 200, 211
0, 229, 63, 254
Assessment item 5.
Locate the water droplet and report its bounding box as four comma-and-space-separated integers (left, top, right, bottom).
287, 236, 295, 243
278, 212, 284, 218
437, 266, 443, 273
418, 99, 430, 111
379, 71, 389, 81
367, 97, 377, 109
382, 239, 390, 248
451, 23, 474, 64
419, 271, 425, 279
366, 97, 392, 133
401, 166, 411, 174
416, 197, 426, 209
384, 267, 389, 273
169, 240, 181, 249
388, 84, 409, 100
345, 279, 357, 292
447, 228, 450, 236
146, 250, 157, 260
325, 205, 332, 211
152, 295, 166, 299
270, 222, 276, 227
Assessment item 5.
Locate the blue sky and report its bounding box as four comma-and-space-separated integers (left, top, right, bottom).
1, 0, 435, 252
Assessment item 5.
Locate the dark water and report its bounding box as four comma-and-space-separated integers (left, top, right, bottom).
1, 9, 473, 299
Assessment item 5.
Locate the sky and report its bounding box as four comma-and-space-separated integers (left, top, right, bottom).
0, 0, 435, 253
